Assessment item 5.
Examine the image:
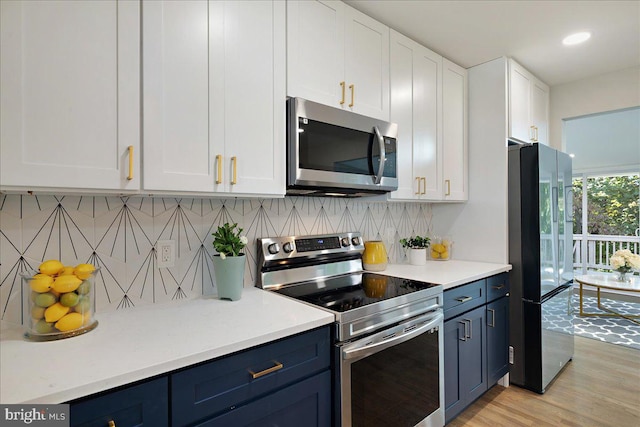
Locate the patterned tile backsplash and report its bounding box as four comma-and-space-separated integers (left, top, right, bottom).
0, 194, 433, 323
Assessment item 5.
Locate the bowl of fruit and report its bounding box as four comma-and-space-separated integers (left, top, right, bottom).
22, 260, 98, 341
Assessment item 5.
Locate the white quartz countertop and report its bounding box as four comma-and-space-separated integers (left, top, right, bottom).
381, 260, 512, 290
0, 287, 334, 404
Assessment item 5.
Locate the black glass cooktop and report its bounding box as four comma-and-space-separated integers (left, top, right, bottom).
275, 272, 438, 313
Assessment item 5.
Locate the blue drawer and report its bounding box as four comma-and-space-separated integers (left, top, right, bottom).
171, 326, 331, 426
486, 273, 509, 302
444, 279, 486, 320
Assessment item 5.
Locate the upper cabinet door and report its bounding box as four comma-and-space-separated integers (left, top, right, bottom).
442, 59, 468, 201
219, 0, 285, 196
287, 0, 345, 108
389, 30, 441, 201
287, 0, 389, 121
343, 6, 390, 120
0, 0, 140, 191
143, 0, 214, 192
508, 59, 549, 145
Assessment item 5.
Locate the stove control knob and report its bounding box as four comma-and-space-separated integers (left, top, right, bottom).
351, 237, 361, 246
283, 242, 294, 253
341, 237, 350, 247
267, 243, 280, 255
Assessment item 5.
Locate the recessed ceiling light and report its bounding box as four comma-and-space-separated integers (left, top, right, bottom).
563, 32, 591, 46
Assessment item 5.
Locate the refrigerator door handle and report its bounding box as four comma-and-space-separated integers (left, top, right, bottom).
552, 186, 558, 222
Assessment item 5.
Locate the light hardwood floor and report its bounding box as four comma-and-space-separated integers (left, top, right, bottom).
447, 336, 640, 426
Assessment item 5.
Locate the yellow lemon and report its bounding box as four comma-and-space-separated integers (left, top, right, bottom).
39, 260, 64, 276
73, 263, 95, 280
52, 275, 82, 293
58, 266, 75, 276
31, 305, 46, 320
433, 243, 445, 253
55, 312, 84, 332
44, 302, 70, 323
440, 251, 449, 259
29, 274, 53, 293
431, 250, 440, 259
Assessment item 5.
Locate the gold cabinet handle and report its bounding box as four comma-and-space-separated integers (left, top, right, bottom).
534, 126, 539, 142
108, 421, 116, 427
340, 81, 346, 105
530, 125, 536, 142
348, 84, 354, 107
127, 146, 134, 180
249, 361, 283, 379
231, 156, 237, 185
445, 179, 451, 196
421, 177, 426, 195
415, 177, 421, 195
215, 155, 223, 184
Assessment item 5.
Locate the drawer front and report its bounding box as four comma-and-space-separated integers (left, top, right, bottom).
444, 279, 486, 320
171, 326, 331, 426
486, 273, 509, 302
70, 377, 168, 427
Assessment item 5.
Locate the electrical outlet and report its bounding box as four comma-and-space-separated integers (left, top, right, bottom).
157, 240, 175, 268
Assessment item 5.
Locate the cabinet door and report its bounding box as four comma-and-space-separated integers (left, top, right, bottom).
219, 0, 285, 196
344, 5, 390, 120
444, 316, 465, 424
531, 79, 549, 145
487, 296, 510, 385
508, 60, 532, 143
142, 0, 215, 192
70, 377, 168, 427
442, 59, 468, 201
389, 30, 441, 200
195, 371, 331, 427
0, 0, 140, 191
287, 0, 344, 108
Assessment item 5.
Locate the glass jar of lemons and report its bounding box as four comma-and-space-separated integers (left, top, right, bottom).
430, 237, 452, 261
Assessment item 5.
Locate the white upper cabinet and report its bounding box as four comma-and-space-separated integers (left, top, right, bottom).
442, 59, 468, 201
389, 30, 442, 201
389, 31, 467, 202
508, 59, 549, 145
287, 0, 390, 121
0, 0, 140, 191
143, 0, 285, 196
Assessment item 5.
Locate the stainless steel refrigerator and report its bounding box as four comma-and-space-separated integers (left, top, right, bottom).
508, 141, 574, 394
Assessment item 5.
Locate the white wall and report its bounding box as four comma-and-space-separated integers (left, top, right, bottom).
550, 66, 640, 151
432, 57, 509, 264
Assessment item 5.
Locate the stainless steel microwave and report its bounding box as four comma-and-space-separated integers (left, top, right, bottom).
287, 98, 398, 197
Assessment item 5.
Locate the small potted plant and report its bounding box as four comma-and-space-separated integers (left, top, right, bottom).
400, 235, 430, 266
212, 222, 248, 300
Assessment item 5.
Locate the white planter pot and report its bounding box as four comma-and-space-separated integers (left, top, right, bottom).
409, 248, 427, 266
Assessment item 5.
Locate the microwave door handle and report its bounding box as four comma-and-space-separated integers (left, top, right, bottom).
373, 126, 386, 185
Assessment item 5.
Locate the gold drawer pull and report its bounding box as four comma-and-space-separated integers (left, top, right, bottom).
445, 179, 451, 196
249, 361, 283, 379
127, 146, 134, 181
348, 84, 354, 107
215, 155, 223, 184
340, 81, 346, 105
415, 177, 421, 195
231, 156, 237, 185
421, 177, 426, 194
456, 296, 472, 303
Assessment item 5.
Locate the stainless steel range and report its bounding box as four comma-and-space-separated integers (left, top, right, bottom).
257, 232, 445, 427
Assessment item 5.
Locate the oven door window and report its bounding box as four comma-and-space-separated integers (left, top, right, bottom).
298, 118, 396, 178
350, 328, 440, 426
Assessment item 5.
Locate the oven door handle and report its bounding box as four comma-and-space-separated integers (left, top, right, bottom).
343, 312, 443, 361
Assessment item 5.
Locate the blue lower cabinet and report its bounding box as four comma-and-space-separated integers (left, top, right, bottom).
487, 296, 510, 385
69, 377, 168, 427
194, 371, 331, 427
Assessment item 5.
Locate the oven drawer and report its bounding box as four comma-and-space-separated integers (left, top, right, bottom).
171, 327, 330, 426
444, 279, 486, 320
486, 273, 509, 302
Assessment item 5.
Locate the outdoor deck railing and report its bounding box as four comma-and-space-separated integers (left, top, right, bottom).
573, 234, 640, 274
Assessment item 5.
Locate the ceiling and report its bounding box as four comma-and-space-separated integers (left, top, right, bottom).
345, 0, 640, 86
